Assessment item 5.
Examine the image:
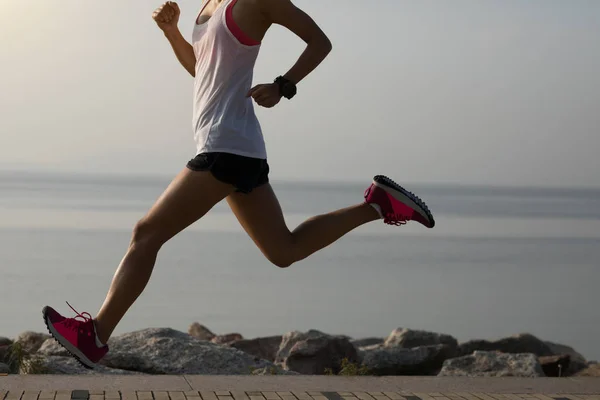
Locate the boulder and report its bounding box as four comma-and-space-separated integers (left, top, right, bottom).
230, 336, 283, 362
0, 345, 10, 363
283, 335, 358, 375
544, 341, 587, 375
438, 351, 544, 377
34, 356, 144, 375
385, 328, 458, 354
14, 332, 51, 354
38, 339, 70, 357
276, 330, 330, 363
0, 362, 9, 374
352, 338, 385, 348
360, 344, 453, 376
575, 363, 600, 377
211, 333, 243, 345
0, 338, 13, 365
188, 323, 215, 341
539, 354, 570, 377
251, 366, 300, 375
99, 328, 273, 374
458, 334, 554, 357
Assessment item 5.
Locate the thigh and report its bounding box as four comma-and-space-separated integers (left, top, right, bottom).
226, 183, 293, 256
141, 167, 235, 244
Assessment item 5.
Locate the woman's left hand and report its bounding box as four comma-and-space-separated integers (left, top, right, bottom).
247, 84, 282, 108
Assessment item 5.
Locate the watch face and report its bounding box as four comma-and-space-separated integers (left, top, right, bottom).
283, 82, 296, 97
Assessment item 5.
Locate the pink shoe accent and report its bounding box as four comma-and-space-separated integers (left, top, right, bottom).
42, 303, 108, 369
364, 175, 435, 228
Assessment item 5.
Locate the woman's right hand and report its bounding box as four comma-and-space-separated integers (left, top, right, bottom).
153, 1, 181, 33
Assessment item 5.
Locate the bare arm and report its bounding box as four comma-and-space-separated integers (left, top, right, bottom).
260, 0, 332, 85
248, 0, 332, 108
164, 29, 196, 78
153, 2, 196, 77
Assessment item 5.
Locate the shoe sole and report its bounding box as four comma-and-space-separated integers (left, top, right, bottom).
373, 175, 435, 228
42, 307, 96, 370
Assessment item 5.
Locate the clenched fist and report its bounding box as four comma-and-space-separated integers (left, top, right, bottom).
247, 84, 282, 108
153, 1, 181, 33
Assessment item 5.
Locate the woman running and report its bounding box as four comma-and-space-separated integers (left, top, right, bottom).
42, 0, 435, 369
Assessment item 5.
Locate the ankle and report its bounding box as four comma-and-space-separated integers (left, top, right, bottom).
93, 319, 109, 345
364, 202, 382, 219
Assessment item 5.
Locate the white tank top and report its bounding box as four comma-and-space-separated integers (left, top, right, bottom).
191, 0, 267, 159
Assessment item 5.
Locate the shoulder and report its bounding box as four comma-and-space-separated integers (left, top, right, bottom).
253, 0, 298, 21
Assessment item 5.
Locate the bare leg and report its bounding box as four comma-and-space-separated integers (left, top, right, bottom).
94, 168, 234, 343
226, 183, 379, 268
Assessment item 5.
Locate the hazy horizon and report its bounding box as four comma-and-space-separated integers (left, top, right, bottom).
2, 0, 599, 188
3, 168, 600, 191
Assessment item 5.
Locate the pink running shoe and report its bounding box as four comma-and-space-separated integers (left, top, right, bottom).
42, 302, 108, 369
364, 175, 435, 228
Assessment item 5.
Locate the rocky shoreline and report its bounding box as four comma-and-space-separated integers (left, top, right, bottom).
1, 325, 598, 377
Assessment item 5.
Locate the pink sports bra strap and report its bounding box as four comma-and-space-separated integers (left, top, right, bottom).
225, 0, 261, 46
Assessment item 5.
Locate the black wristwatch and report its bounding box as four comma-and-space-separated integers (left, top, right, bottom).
274, 76, 297, 100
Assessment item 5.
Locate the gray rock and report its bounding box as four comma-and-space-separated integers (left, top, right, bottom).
360, 344, 454, 376
276, 330, 330, 363
544, 341, 587, 375
539, 354, 570, 377
38, 339, 70, 357
438, 351, 544, 377
575, 363, 600, 377
0, 345, 10, 364
544, 341, 587, 364
251, 366, 300, 375
352, 338, 385, 348
385, 328, 458, 353
100, 328, 274, 374
35, 356, 144, 375
458, 333, 553, 357
14, 331, 51, 354
230, 336, 283, 362
211, 333, 243, 345
0, 362, 9, 374
276, 330, 359, 375
283, 335, 358, 375
188, 323, 215, 341
0, 338, 13, 365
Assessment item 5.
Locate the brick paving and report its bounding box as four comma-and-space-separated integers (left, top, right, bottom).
1, 377, 599, 398
1, 391, 600, 400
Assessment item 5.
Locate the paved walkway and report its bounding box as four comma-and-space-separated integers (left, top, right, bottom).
1, 377, 599, 398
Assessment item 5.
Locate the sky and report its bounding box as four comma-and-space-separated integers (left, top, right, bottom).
1, 0, 599, 187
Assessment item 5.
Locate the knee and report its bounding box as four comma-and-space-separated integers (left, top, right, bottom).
266, 252, 296, 269
272, 259, 293, 269
263, 236, 298, 269
131, 218, 165, 251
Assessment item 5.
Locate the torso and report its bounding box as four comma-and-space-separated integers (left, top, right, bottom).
191, 0, 269, 160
